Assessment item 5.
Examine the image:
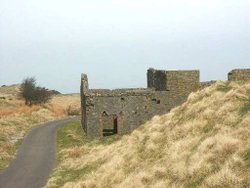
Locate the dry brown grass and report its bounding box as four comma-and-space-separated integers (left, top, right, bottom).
0, 103, 42, 117
46, 81, 250, 188
0, 85, 80, 169
50, 94, 81, 117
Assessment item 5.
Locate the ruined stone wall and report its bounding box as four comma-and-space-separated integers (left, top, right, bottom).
147, 68, 156, 89
81, 68, 250, 138
83, 88, 198, 138
81, 69, 201, 138
80, 74, 89, 133
164, 71, 200, 101
148, 69, 199, 92
84, 89, 174, 138
147, 69, 167, 91
85, 92, 150, 138
228, 69, 250, 82
147, 69, 200, 108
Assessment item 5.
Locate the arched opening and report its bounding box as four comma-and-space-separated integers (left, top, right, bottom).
102, 112, 118, 136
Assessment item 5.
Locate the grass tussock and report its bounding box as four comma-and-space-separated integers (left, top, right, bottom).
46, 81, 250, 188
0, 85, 80, 169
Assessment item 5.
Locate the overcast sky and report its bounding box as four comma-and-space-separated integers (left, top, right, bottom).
0, 0, 249, 93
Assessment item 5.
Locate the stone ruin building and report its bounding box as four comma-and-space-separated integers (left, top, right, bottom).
81, 68, 250, 138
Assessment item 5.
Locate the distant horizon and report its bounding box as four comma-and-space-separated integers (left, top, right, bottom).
2, 67, 249, 94
1, 0, 250, 93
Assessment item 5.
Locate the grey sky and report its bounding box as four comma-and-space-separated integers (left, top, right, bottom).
0, 0, 249, 93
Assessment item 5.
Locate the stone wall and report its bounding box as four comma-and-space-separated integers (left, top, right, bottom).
81, 74, 88, 133
84, 89, 173, 138
147, 69, 167, 91
147, 69, 199, 92
228, 69, 250, 82
147, 69, 200, 106
81, 68, 250, 138
82, 68, 201, 138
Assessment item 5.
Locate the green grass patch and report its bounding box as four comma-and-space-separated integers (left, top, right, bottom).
216, 82, 232, 93
50, 121, 122, 187
57, 122, 86, 148
57, 121, 122, 150
94, 134, 122, 145
56, 121, 87, 163
54, 164, 99, 188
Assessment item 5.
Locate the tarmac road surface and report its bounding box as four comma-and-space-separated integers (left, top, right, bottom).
0, 117, 79, 188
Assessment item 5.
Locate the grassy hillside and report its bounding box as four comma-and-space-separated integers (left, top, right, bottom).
0, 85, 80, 169
47, 81, 250, 188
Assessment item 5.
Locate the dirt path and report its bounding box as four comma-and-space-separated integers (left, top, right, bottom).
0, 118, 79, 188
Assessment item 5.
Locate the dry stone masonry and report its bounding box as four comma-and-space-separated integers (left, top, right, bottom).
81, 68, 250, 138
228, 69, 250, 82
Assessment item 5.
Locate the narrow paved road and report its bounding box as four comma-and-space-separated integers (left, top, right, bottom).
0, 118, 79, 188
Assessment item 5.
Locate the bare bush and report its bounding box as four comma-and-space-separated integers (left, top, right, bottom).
20, 77, 52, 106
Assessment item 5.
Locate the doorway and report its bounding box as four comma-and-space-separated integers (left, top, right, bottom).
113, 116, 118, 134
102, 112, 118, 136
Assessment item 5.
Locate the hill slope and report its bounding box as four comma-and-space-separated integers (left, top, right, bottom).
0, 85, 80, 169
47, 81, 250, 188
